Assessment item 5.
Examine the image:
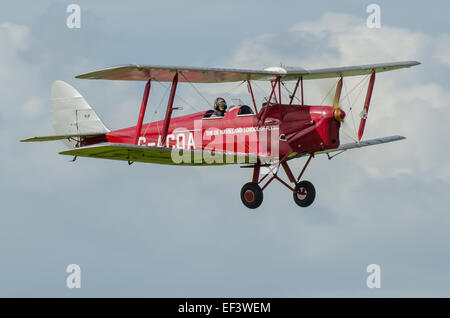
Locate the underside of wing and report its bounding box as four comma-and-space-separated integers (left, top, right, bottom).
59, 143, 277, 166
284, 61, 420, 80
75, 65, 280, 83
290, 135, 406, 160
324, 135, 406, 153
75, 61, 420, 83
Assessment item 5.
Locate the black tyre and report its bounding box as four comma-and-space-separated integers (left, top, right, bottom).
293, 180, 316, 207
240, 182, 263, 209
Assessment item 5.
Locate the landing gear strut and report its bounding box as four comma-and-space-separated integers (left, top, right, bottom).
240, 154, 315, 209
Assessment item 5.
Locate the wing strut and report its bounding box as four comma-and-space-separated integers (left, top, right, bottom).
358, 71, 376, 141
160, 73, 179, 147
300, 76, 304, 105
289, 77, 300, 105
134, 79, 151, 145
270, 80, 279, 104
278, 77, 282, 104
259, 76, 280, 124
247, 81, 258, 115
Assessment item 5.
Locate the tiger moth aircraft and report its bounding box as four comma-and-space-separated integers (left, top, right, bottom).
22, 61, 420, 209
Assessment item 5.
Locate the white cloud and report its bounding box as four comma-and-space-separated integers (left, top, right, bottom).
22, 96, 44, 118
226, 12, 450, 184
0, 23, 33, 115
0, 22, 29, 52
433, 33, 450, 69
231, 12, 435, 68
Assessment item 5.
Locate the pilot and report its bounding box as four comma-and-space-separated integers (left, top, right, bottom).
213, 97, 227, 117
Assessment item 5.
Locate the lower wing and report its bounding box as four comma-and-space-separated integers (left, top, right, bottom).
59, 143, 277, 166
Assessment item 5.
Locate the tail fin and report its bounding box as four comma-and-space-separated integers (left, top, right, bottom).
50, 80, 108, 148
51, 80, 108, 135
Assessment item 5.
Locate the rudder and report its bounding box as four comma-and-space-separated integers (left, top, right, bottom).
51, 80, 108, 147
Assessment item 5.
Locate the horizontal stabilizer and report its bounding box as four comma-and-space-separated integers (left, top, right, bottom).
21, 132, 106, 142
59, 143, 277, 166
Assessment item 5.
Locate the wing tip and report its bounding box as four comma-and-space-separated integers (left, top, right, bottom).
407, 61, 421, 67
75, 64, 135, 79
20, 137, 49, 142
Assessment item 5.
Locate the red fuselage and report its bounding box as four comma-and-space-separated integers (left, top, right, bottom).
104, 104, 342, 159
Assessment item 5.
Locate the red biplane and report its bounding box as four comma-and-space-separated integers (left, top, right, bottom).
22, 61, 420, 208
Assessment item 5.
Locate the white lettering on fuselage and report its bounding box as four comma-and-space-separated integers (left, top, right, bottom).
138, 125, 279, 150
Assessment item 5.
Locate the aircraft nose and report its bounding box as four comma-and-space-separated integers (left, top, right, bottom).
333, 108, 346, 122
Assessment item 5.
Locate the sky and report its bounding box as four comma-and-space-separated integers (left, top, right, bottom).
0, 0, 449, 297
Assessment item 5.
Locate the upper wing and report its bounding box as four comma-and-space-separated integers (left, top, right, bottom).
75, 61, 420, 83
59, 143, 277, 166
75, 65, 279, 83
283, 61, 420, 80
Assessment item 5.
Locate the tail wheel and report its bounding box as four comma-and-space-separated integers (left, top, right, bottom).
293, 180, 316, 207
240, 182, 263, 209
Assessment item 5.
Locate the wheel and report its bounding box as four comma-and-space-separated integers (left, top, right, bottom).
240, 182, 263, 209
293, 180, 316, 207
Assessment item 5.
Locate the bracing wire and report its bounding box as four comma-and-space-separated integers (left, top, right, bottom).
179, 72, 212, 108
252, 80, 272, 104
281, 81, 301, 104
341, 75, 370, 141
319, 78, 340, 106
343, 79, 358, 139
223, 81, 246, 104
341, 74, 370, 105
157, 80, 204, 113
142, 81, 170, 136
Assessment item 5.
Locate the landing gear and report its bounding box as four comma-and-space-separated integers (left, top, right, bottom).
240, 154, 316, 209
293, 180, 316, 207
240, 182, 263, 209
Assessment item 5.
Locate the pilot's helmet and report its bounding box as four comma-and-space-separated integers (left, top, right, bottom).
214, 97, 227, 111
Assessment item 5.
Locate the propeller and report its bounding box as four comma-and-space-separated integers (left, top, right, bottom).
332, 77, 346, 122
